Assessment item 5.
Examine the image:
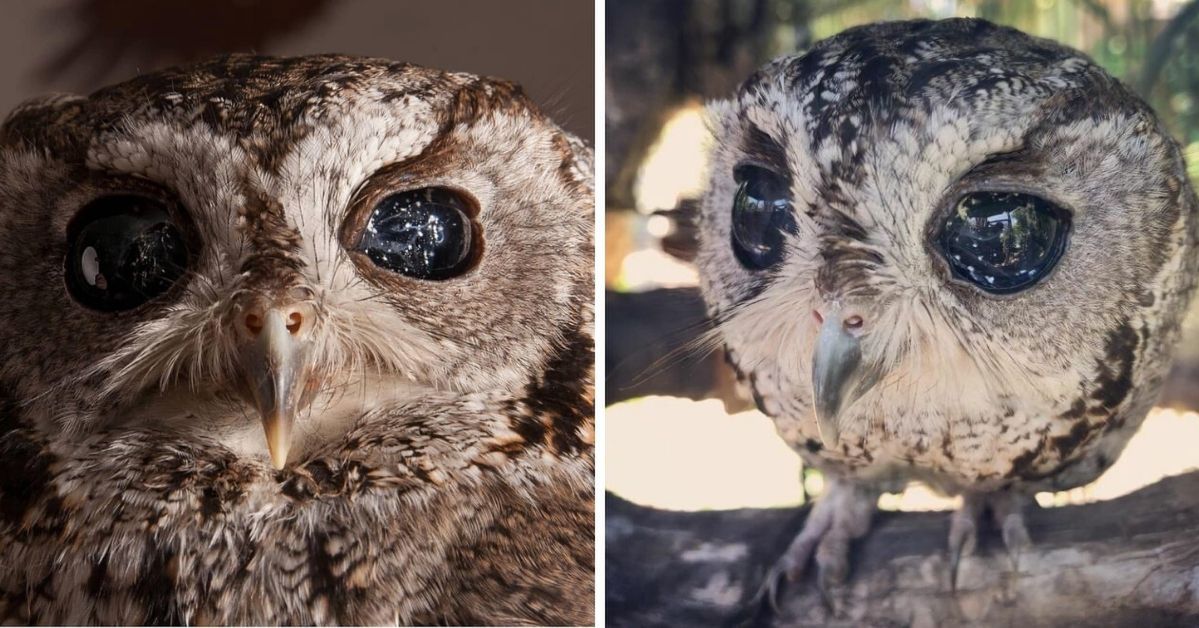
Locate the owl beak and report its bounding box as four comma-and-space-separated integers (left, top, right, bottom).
238, 305, 316, 470
811, 305, 884, 448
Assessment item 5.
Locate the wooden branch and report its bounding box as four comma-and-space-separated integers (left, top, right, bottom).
606, 471, 1199, 626
1136, 0, 1199, 95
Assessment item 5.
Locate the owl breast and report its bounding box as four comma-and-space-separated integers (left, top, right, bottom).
752, 306, 1174, 494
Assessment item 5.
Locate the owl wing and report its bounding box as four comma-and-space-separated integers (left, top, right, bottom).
423, 479, 595, 625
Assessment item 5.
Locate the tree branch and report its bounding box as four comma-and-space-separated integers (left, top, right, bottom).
606, 471, 1199, 626
1137, 0, 1199, 95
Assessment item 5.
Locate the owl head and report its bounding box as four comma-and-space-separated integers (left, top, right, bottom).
0, 54, 593, 468
697, 20, 1197, 450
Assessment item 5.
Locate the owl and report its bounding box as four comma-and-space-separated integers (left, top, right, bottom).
696, 18, 1198, 605
0, 54, 594, 625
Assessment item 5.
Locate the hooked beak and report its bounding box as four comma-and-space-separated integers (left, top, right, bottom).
810, 306, 885, 448
239, 305, 316, 469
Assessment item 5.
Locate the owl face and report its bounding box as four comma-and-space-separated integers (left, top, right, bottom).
698, 20, 1195, 450
0, 55, 592, 468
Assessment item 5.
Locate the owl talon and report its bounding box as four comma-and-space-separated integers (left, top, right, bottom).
814, 529, 851, 586
816, 563, 845, 614
948, 494, 982, 590
998, 507, 1032, 571
754, 563, 788, 616
755, 478, 876, 615
948, 534, 970, 591
752, 543, 805, 615
948, 491, 1032, 589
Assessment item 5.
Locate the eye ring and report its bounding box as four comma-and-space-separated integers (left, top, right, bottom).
349, 187, 482, 281
933, 190, 1071, 295
730, 164, 796, 270
64, 193, 193, 312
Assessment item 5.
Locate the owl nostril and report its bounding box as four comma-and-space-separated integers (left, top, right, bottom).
286, 311, 303, 335
244, 312, 264, 336
814, 306, 867, 333
239, 304, 312, 339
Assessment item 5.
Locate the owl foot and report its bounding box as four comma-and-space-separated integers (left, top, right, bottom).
948, 491, 1032, 590
756, 478, 877, 614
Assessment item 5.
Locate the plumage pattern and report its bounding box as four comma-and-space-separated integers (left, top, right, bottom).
0, 54, 594, 625
696, 18, 1198, 597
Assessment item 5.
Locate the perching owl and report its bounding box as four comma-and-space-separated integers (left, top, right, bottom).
697, 18, 1198, 602
0, 54, 594, 625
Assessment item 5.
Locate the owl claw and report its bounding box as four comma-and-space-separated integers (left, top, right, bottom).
753, 563, 787, 616
1000, 509, 1032, 571
948, 491, 1032, 590
948, 495, 982, 590
751, 543, 809, 616
948, 536, 970, 591
816, 568, 840, 613
753, 478, 876, 616
814, 528, 851, 586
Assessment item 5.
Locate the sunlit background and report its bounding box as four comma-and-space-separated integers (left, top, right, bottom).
606, 0, 1199, 513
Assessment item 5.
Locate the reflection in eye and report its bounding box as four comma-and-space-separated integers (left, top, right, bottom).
356, 188, 476, 280
730, 165, 796, 270
938, 191, 1070, 294
65, 195, 190, 311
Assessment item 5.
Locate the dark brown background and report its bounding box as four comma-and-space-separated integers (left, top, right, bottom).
0, 0, 594, 141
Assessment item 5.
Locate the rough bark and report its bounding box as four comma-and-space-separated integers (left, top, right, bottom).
606, 471, 1199, 627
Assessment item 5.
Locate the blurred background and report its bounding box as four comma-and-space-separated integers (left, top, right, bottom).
0, 0, 593, 141
606, 0, 1199, 512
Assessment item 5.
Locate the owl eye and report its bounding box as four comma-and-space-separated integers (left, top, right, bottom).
355, 188, 477, 280
935, 191, 1070, 294
65, 195, 190, 312
731, 165, 796, 270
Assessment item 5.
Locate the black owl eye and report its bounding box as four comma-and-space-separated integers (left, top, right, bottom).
65, 195, 190, 312
935, 191, 1070, 294
355, 188, 477, 280
731, 165, 796, 270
